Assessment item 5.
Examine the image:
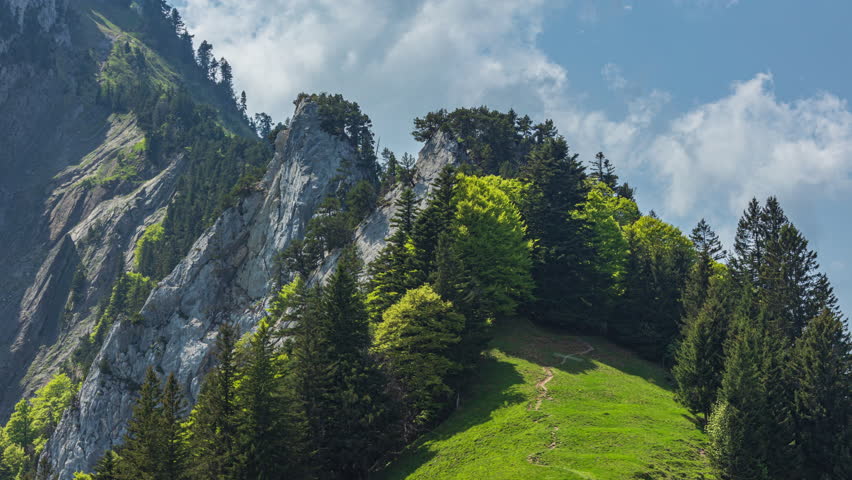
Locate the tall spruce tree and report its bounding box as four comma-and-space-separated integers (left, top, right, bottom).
159, 374, 187, 480
411, 165, 458, 283
519, 137, 591, 327
187, 323, 240, 479
318, 249, 391, 478
673, 279, 733, 421
117, 367, 163, 480
235, 318, 301, 479
792, 309, 852, 478
682, 219, 725, 321
367, 188, 419, 321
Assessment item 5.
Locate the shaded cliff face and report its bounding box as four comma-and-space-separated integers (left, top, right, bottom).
45, 102, 464, 477
0, 0, 121, 417
0, 0, 250, 419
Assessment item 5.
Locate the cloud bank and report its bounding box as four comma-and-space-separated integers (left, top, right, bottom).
177, 0, 852, 312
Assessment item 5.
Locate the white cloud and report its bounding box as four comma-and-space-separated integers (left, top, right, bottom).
646, 73, 852, 219
179, 0, 571, 155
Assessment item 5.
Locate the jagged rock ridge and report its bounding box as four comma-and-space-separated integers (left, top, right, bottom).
45, 99, 463, 477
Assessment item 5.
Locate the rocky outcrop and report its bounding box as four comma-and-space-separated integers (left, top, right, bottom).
45, 101, 464, 478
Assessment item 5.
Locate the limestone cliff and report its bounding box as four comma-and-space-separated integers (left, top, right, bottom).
44, 101, 463, 478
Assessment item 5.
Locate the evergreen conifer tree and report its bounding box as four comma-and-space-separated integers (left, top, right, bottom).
674, 280, 733, 420
117, 367, 163, 479
791, 309, 852, 478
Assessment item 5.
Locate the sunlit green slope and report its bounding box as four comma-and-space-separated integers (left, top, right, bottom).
378, 321, 715, 480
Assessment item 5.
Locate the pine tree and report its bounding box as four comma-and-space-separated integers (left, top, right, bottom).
234, 318, 300, 479
367, 188, 419, 321
158, 374, 187, 480
707, 311, 794, 480
117, 367, 163, 479
92, 450, 119, 480
673, 280, 732, 420
520, 137, 592, 327
411, 165, 458, 282
238, 91, 247, 117
218, 58, 234, 98
316, 249, 393, 478
187, 323, 239, 479
730, 198, 763, 286
196, 41, 213, 77
791, 309, 852, 478
682, 219, 725, 321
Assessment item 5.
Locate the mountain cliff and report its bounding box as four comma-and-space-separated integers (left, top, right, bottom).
0, 0, 255, 421
43, 98, 463, 477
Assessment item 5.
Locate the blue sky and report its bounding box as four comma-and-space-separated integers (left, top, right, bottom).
174, 0, 852, 316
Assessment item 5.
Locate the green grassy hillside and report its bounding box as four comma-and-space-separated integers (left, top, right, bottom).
378, 322, 715, 480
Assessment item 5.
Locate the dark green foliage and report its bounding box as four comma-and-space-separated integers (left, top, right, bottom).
707, 312, 794, 480
412, 107, 559, 175
68, 264, 87, 309
296, 93, 379, 179
674, 279, 734, 420
410, 166, 458, 283
681, 219, 725, 321
520, 137, 594, 329
235, 319, 304, 479
730, 197, 839, 339
287, 250, 393, 478
116, 367, 188, 480
590, 152, 634, 200
367, 188, 420, 321
791, 310, 852, 479
612, 217, 695, 361
92, 450, 119, 480
72, 272, 155, 376
187, 323, 240, 479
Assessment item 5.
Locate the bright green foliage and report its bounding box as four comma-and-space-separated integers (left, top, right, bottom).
453, 174, 533, 319
377, 322, 714, 480
0, 373, 78, 478
791, 309, 852, 478
571, 181, 639, 325
613, 216, 695, 360
134, 223, 164, 277
571, 181, 637, 283
30, 373, 78, 437
373, 285, 465, 436
673, 280, 733, 420
5, 399, 33, 449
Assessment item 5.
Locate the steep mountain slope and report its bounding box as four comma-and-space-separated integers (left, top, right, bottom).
44, 99, 464, 477
0, 0, 254, 419
378, 322, 715, 480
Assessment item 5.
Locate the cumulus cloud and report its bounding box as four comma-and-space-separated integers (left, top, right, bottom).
179, 0, 571, 154
646, 73, 852, 218
601, 63, 627, 91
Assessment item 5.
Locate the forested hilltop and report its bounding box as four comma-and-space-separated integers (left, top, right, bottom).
0, 1, 850, 480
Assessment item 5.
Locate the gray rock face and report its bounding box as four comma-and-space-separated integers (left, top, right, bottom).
45, 102, 464, 478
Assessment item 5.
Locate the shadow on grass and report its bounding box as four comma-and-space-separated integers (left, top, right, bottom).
506, 320, 679, 392
375, 356, 527, 479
